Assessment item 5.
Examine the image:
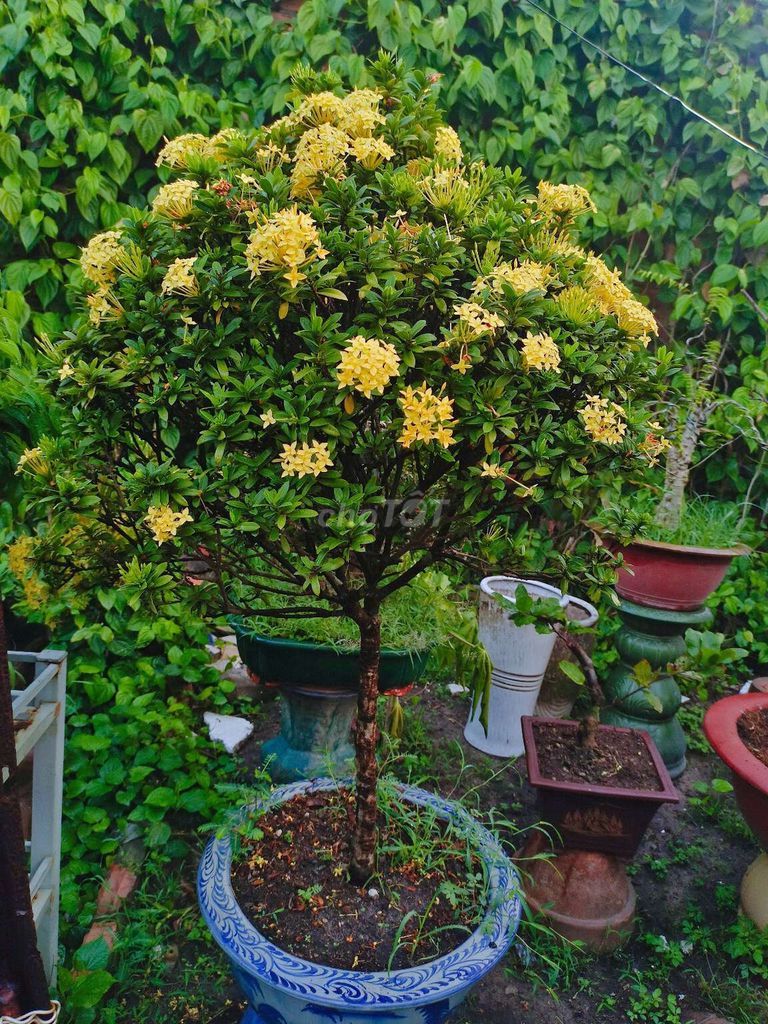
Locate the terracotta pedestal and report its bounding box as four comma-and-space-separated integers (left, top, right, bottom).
518, 834, 636, 953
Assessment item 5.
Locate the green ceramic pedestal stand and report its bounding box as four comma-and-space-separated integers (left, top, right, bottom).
601, 600, 712, 779
261, 684, 358, 783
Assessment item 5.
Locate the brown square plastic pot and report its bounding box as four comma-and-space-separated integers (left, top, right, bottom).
522, 717, 680, 858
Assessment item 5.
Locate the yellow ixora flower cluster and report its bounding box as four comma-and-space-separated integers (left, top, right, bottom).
7, 535, 34, 578
337, 336, 401, 398
584, 255, 658, 344
434, 125, 463, 164
161, 257, 199, 297
152, 179, 199, 219
487, 260, 552, 295
521, 331, 561, 372
639, 423, 671, 466
291, 123, 350, 198
294, 89, 385, 138
349, 136, 395, 170
398, 384, 455, 448
580, 395, 627, 446
144, 505, 194, 543
80, 230, 123, 286
156, 133, 221, 169
537, 181, 596, 219
480, 461, 506, 479
279, 441, 333, 478
253, 142, 290, 174
15, 447, 49, 476
245, 206, 328, 288
454, 301, 504, 338
86, 287, 125, 326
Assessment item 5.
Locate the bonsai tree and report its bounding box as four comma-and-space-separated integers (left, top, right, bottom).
23, 56, 665, 880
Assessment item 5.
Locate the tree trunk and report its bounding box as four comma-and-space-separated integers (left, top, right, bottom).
350, 606, 381, 882
654, 403, 711, 534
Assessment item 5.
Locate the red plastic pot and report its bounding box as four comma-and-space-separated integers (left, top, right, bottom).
615, 539, 748, 611
522, 717, 680, 858
703, 693, 768, 849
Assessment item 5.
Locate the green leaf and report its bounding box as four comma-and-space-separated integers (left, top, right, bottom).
0, 187, 22, 226
753, 217, 768, 247
133, 109, 165, 154
558, 660, 585, 686
71, 734, 112, 751
144, 786, 176, 808
67, 969, 114, 1009
74, 937, 111, 972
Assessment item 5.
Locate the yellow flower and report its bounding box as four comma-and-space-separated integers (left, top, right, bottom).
291, 123, 349, 198
152, 179, 198, 219
454, 301, 504, 337
350, 136, 395, 170
521, 331, 561, 372
583, 254, 632, 312
480, 461, 506, 479
144, 505, 194, 543
639, 427, 671, 466
279, 441, 333, 478
337, 336, 400, 398
15, 447, 48, 476
58, 360, 74, 380
580, 395, 627, 446
613, 297, 658, 345
22, 575, 49, 611
537, 181, 596, 218
245, 206, 326, 287
260, 409, 276, 427
488, 260, 552, 295
253, 143, 289, 174
8, 535, 34, 578
434, 125, 463, 164
80, 230, 123, 286
161, 257, 199, 297
86, 286, 124, 325
583, 255, 657, 342
450, 354, 472, 374
294, 91, 346, 127
398, 384, 455, 448
156, 134, 220, 169
338, 90, 385, 137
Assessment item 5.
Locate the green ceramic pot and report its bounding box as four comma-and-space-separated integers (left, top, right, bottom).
230, 619, 431, 692
230, 619, 431, 782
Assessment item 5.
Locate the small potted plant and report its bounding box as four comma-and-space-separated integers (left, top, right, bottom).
32, 56, 666, 1021
704, 691, 768, 928
608, 346, 752, 612
509, 588, 680, 858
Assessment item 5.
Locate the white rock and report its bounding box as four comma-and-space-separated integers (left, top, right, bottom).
203, 712, 254, 753
447, 683, 468, 696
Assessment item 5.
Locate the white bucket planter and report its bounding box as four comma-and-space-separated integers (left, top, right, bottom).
464, 576, 569, 758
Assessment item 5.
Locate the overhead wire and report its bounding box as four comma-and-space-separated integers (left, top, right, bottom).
516, 0, 768, 162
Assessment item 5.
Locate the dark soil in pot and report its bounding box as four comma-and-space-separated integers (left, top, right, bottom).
738, 707, 768, 768
230, 788, 483, 971
532, 720, 664, 791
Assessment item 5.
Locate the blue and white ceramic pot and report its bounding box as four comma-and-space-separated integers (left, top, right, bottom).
198, 778, 523, 1024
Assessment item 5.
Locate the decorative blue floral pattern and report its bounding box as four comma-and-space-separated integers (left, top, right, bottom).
198, 779, 522, 1024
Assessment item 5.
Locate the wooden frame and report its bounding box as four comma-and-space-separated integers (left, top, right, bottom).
8, 649, 67, 986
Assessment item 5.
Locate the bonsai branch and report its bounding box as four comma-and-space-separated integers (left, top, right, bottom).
552, 623, 604, 749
